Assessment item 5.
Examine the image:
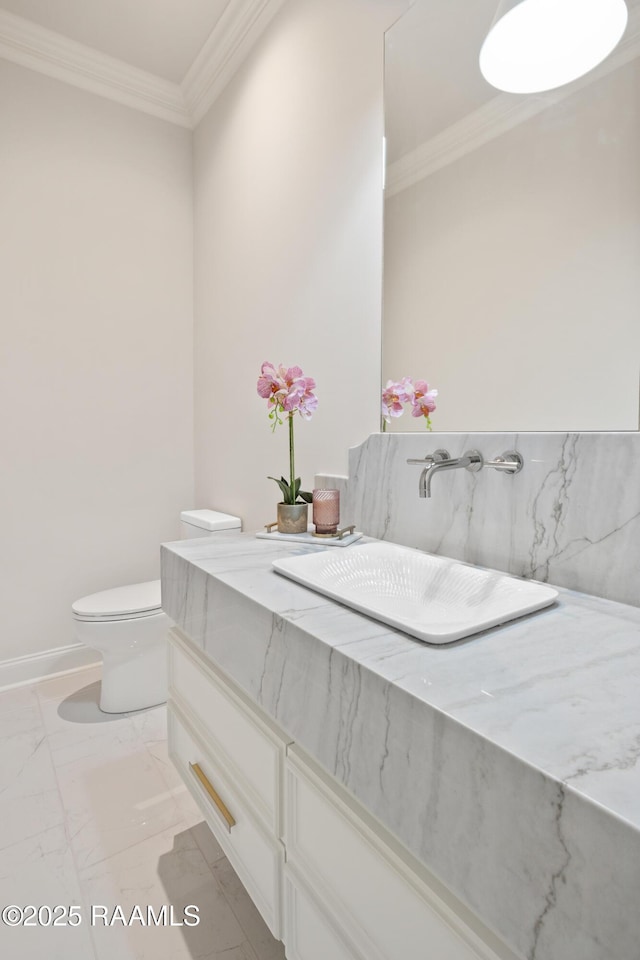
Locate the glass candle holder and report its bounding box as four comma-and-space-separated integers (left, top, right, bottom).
312, 489, 340, 535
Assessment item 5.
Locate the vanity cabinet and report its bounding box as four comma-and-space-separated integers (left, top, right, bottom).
283, 749, 507, 960
167, 629, 515, 960
167, 630, 290, 937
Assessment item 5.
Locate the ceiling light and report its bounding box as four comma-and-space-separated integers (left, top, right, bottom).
479, 0, 629, 94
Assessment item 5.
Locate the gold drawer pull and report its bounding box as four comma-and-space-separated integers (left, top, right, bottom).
189, 762, 236, 832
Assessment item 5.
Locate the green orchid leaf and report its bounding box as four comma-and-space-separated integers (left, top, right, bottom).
297, 489, 313, 503
268, 476, 292, 504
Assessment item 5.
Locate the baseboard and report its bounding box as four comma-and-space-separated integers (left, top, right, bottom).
0, 642, 101, 691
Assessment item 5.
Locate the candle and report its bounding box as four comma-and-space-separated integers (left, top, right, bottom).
312, 489, 340, 535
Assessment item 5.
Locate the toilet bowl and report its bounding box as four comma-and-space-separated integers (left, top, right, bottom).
73, 581, 169, 713
72, 509, 242, 713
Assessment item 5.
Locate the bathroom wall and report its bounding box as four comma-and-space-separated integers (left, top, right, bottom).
0, 61, 194, 675
319, 431, 640, 607
193, 0, 407, 533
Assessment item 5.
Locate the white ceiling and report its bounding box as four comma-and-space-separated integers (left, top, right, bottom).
0, 0, 231, 81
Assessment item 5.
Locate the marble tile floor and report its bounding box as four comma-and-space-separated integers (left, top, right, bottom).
0, 665, 287, 960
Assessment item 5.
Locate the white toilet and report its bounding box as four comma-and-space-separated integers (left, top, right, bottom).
72, 509, 242, 713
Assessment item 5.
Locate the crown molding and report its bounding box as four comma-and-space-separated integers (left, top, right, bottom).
386, 2, 640, 198
182, 0, 287, 124
0, 0, 286, 129
0, 8, 191, 127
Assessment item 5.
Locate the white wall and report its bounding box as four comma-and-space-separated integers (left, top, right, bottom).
193, 0, 406, 532
383, 60, 640, 432
0, 61, 194, 667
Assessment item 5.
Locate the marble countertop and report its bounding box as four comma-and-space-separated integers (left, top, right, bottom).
161, 533, 640, 960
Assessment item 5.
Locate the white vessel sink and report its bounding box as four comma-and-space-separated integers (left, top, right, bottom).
272, 541, 558, 644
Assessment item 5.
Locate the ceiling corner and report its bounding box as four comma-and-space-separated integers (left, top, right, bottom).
182, 0, 287, 127
0, 0, 288, 129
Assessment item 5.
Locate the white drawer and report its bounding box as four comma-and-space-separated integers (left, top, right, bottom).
285, 749, 505, 960
168, 630, 290, 830
284, 874, 362, 960
168, 703, 284, 939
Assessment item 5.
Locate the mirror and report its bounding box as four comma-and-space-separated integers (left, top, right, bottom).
383, 0, 640, 431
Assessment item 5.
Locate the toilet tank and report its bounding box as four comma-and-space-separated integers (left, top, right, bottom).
179, 509, 242, 539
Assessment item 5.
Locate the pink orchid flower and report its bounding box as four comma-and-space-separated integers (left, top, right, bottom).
257, 362, 302, 408
381, 376, 437, 431
381, 378, 413, 423
411, 380, 438, 422
257, 362, 318, 422
296, 377, 318, 420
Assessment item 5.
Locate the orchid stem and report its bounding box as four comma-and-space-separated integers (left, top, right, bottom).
289, 413, 295, 504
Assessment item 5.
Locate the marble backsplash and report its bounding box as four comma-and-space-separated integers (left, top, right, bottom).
317, 431, 640, 608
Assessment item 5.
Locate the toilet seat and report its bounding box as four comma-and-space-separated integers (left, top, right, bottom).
72, 580, 162, 622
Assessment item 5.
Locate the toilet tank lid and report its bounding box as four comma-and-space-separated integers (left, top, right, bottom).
180, 509, 241, 531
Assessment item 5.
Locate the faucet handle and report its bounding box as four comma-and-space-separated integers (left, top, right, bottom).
463, 449, 484, 473
486, 450, 523, 474
406, 449, 450, 465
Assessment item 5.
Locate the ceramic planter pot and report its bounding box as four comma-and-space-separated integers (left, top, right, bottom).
277, 502, 308, 534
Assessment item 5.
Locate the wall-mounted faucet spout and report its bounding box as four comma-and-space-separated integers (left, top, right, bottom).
418, 450, 483, 497
406, 448, 450, 497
